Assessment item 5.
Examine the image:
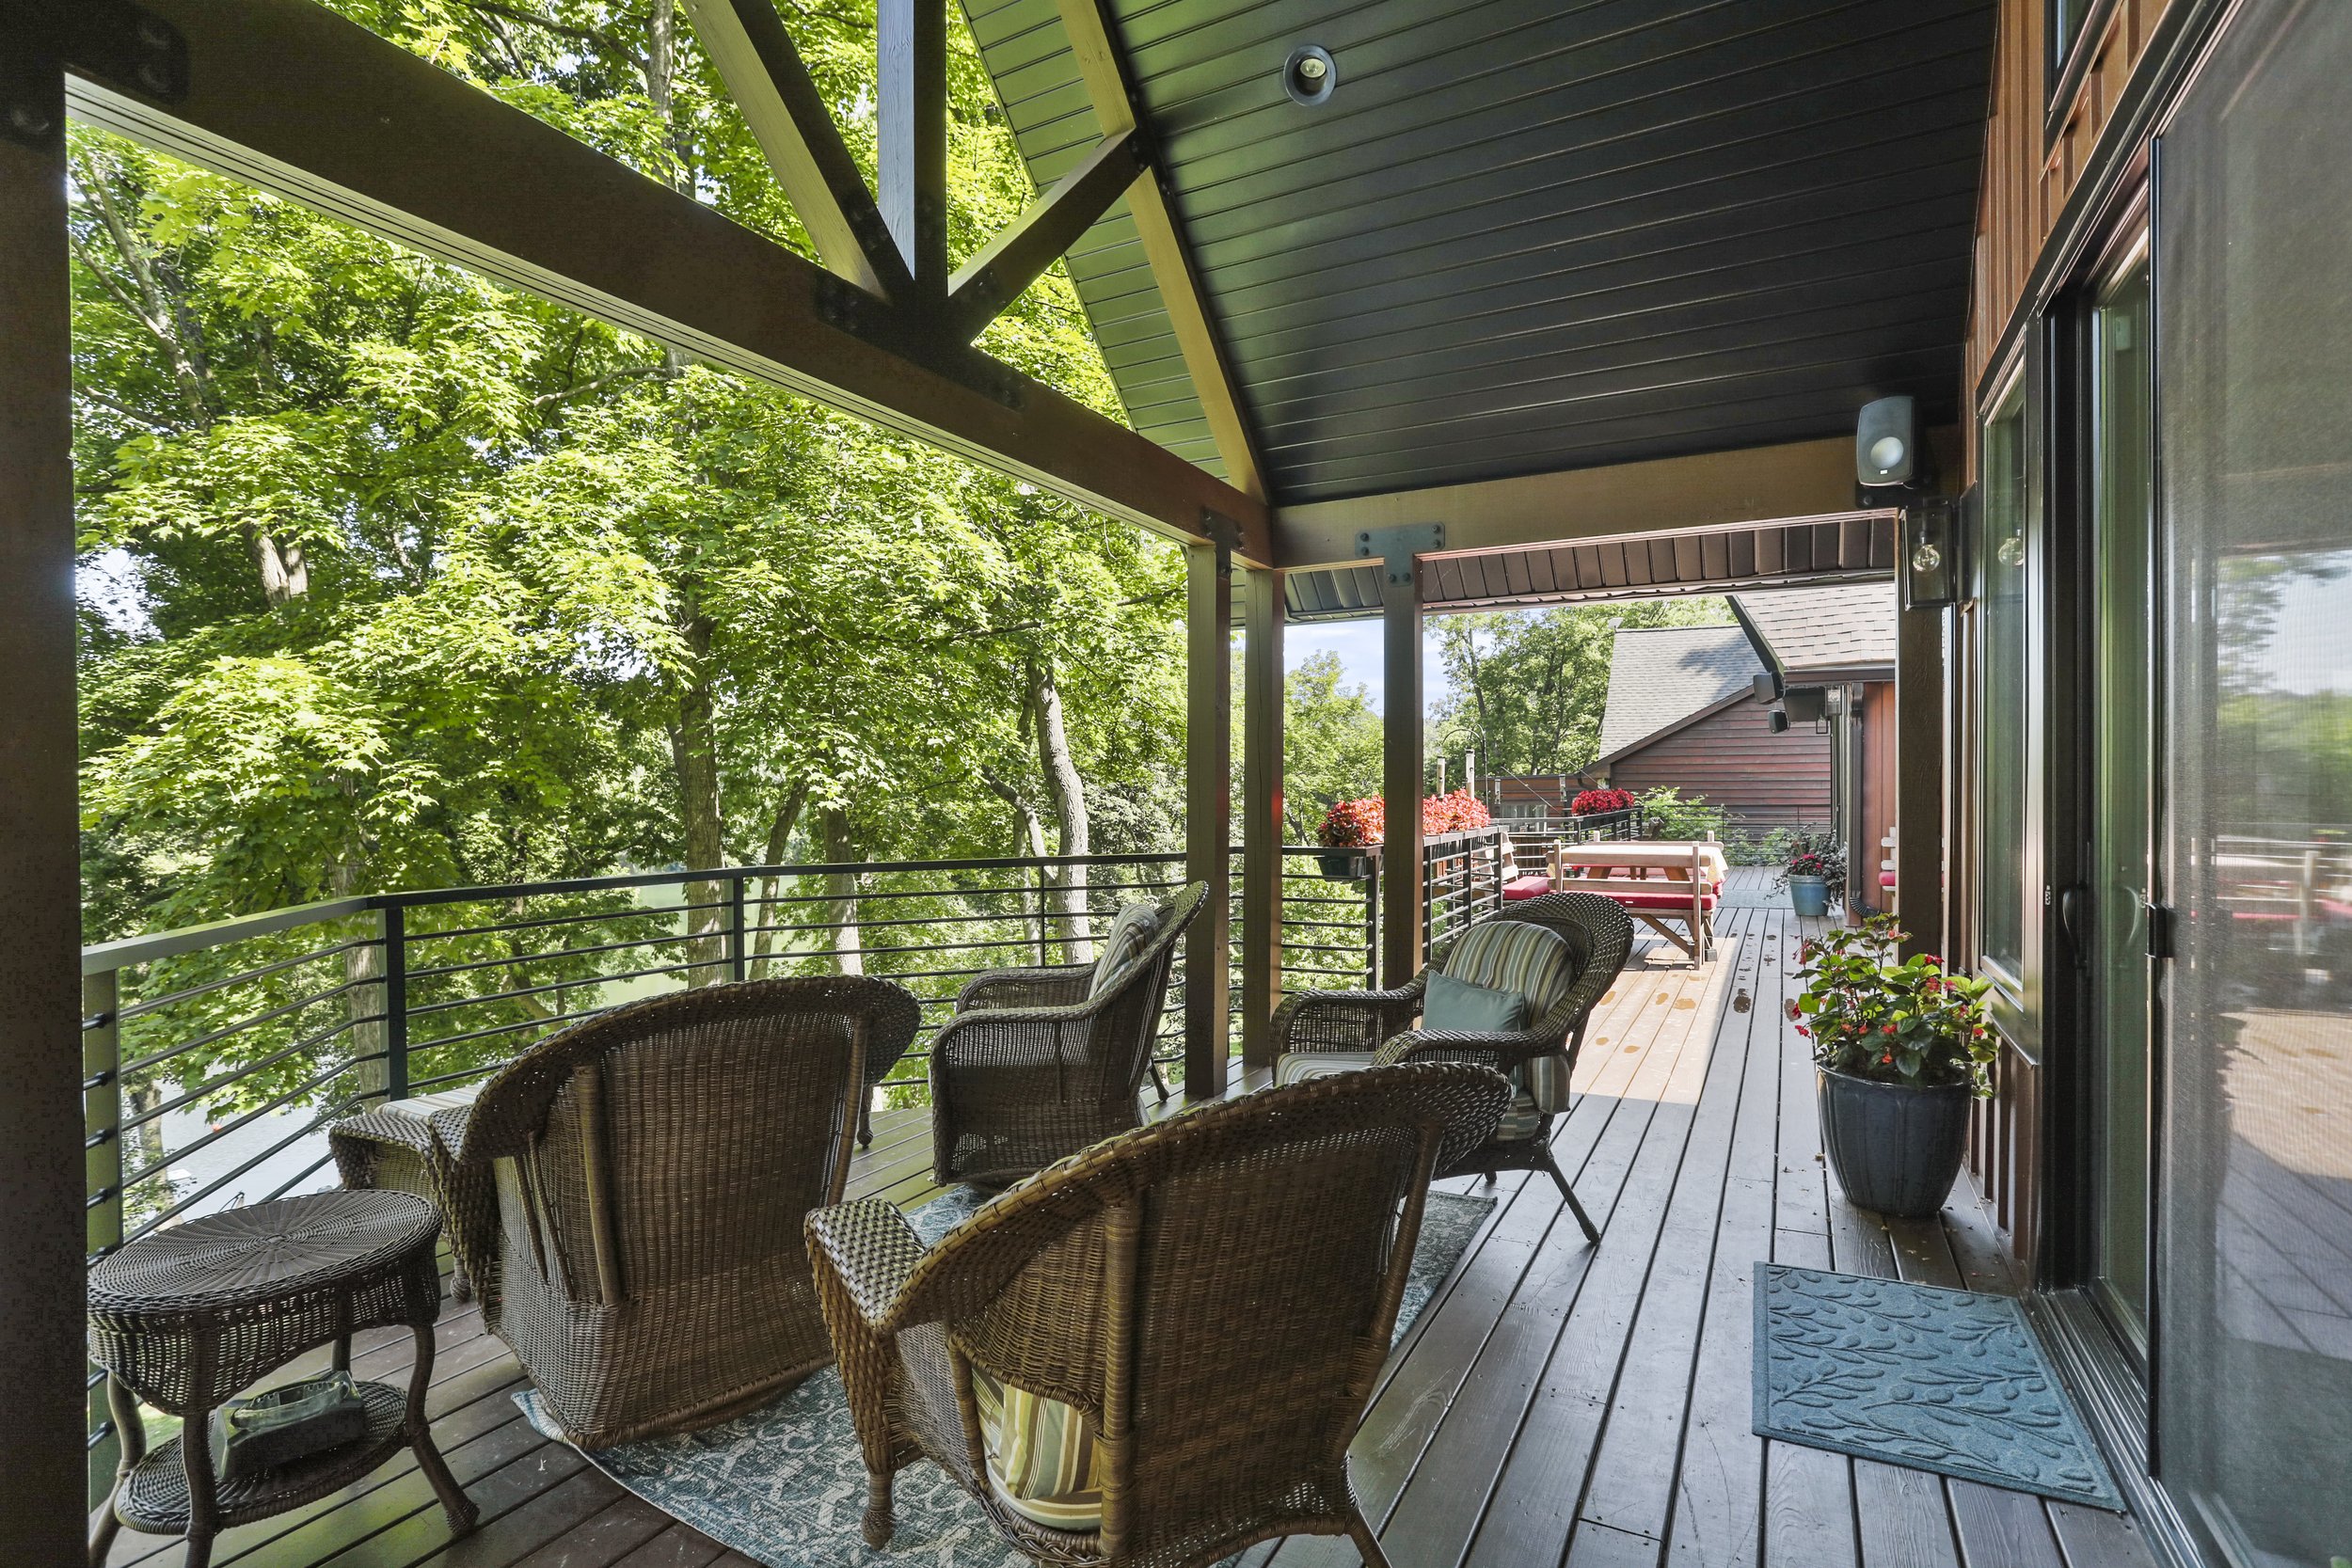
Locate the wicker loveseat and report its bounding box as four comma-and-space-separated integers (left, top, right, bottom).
440, 974, 920, 1448
930, 882, 1205, 1188
806, 1063, 1512, 1568
1268, 892, 1634, 1245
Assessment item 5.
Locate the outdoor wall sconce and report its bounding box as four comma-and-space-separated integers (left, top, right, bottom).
1900, 495, 1960, 610
1284, 45, 1337, 106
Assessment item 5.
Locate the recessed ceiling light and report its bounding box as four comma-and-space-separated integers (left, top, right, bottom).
1283, 44, 1336, 107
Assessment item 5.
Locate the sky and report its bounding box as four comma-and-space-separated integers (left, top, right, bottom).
1283, 618, 1454, 716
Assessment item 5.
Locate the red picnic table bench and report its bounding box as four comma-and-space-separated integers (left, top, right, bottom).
1502, 839, 1729, 964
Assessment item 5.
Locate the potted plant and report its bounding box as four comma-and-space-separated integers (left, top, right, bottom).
1420, 788, 1490, 838
1775, 836, 1847, 916
1313, 797, 1383, 879
1791, 917, 1995, 1216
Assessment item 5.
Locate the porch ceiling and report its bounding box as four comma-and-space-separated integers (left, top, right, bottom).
964, 0, 1997, 505
1278, 513, 1898, 622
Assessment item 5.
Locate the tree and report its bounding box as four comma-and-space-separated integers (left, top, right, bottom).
1428, 599, 1735, 780
1280, 651, 1384, 841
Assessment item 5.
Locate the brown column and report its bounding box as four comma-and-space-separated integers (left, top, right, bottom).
0, 62, 95, 1565
1240, 566, 1284, 1071
1184, 541, 1232, 1095
1895, 605, 1947, 958
1381, 560, 1424, 986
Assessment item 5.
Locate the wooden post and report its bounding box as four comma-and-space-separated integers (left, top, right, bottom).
1382, 560, 1424, 987
1896, 604, 1947, 959
0, 55, 94, 1561
1240, 565, 1284, 1071
1184, 541, 1232, 1095
877, 0, 946, 303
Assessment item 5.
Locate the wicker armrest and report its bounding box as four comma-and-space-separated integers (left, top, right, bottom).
956, 964, 1093, 1012
929, 1004, 1096, 1069
1269, 976, 1428, 1056
804, 1199, 931, 1329
1372, 1027, 1558, 1074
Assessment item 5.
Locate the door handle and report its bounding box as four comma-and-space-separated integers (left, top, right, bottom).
2058, 884, 2090, 972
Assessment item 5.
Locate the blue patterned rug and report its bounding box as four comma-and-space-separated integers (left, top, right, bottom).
518, 1184, 1496, 1566
1753, 1262, 2122, 1509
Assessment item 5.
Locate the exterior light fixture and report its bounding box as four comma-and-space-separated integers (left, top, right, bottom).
1900, 495, 1960, 610
1284, 44, 1337, 106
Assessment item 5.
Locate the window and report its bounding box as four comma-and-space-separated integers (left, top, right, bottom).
1977, 383, 2030, 994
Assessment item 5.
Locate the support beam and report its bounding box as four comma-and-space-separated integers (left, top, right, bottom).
70, 0, 1268, 560
1381, 560, 1424, 988
947, 128, 1144, 341
1896, 603, 1947, 959
1051, 0, 1268, 503
1185, 541, 1233, 1094
878, 0, 946, 304
1273, 431, 1961, 569
1240, 565, 1284, 1071
0, 57, 94, 1566
677, 0, 913, 301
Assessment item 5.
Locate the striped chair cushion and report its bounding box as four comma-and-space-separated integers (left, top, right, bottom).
1277, 1051, 1545, 1139
1089, 900, 1160, 997
973, 1367, 1102, 1531
1443, 921, 1579, 1118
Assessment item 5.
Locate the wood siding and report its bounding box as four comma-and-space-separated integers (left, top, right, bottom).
1970, 1040, 2043, 1266
1968, 0, 2175, 408
1856, 680, 1899, 915
1603, 699, 1833, 829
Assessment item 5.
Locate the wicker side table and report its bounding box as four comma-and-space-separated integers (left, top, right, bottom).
87, 1190, 480, 1568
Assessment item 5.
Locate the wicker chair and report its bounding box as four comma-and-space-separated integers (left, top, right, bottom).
446, 974, 920, 1449
930, 882, 1205, 1188
807, 1063, 1513, 1568
1267, 892, 1634, 1245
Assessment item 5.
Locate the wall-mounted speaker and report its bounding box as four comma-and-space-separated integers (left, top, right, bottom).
1856, 396, 1917, 488
1767, 709, 1791, 735
1752, 670, 1783, 704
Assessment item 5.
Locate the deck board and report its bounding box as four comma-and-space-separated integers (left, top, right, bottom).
101, 906, 2143, 1568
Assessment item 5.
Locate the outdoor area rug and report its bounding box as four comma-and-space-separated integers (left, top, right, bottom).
517, 1184, 1496, 1566
1753, 1261, 2122, 1509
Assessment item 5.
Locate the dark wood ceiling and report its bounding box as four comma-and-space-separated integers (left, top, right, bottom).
961, 0, 1996, 504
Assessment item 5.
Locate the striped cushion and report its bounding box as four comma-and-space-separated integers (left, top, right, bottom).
1444, 922, 1578, 1118
1089, 900, 1160, 997
1494, 1093, 1546, 1142
973, 1367, 1102, 1531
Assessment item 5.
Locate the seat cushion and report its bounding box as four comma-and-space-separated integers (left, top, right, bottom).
1519, 1052, 1573, 1115
1275, 1051, 1377, 1086
1443, 920, 1578, 1020
1494, 1091, 1547, 1143
1089, 900, 1160, 997
1501, 875, 1553, 901
1613, 892, 1721, 911
1423, 972, 1527, 1034
973, 1366, 1101, 1531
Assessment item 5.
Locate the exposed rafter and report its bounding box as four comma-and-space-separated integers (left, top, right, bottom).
677, 0, 913, 301
68, 0, 1269, 560
1051, 0, 1269, 504
947, 127, 1145, 342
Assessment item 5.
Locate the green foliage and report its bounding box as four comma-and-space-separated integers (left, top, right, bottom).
1428, 598, 1733, 777
1281, 651, 1384, 841
1792, 917, 1994, 1094
72, 0, 1193, 1134
1632, 786, 1725, 843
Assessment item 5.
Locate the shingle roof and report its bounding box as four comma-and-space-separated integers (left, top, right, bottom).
1730, 584, 1899, 680
1595, 625, 1765, 764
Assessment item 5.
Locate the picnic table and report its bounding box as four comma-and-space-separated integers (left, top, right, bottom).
1546, 840, 1728, 963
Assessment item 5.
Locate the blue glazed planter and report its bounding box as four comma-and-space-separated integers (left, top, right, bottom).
1788, 874, 1831, 917
1817, 1068, 1972, 1217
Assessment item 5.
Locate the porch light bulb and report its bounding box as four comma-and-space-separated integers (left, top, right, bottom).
1297, 55, 1327, 80
1996, 531, 2026, 568
1911, 539, 1942, 573
1869, 435, 1907, 473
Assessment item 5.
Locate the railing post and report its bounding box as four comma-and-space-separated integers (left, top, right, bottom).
729, 875, 749, 983
382, 904, 409, 1102
1035, 863, 1052, 965
1362, 857, 1381, 989
82, 970, 123, 1507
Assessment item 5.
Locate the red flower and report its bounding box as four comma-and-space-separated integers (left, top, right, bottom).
1795, 1024, 1811, 1037
1315, 797, 1385, 848
1881, 1053, 1894, 1064
1881, 1023, 1895, 1035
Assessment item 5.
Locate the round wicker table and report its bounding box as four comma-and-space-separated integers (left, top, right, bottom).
87, 1189, 480, 1568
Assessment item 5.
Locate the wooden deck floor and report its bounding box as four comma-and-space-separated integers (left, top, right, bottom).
100, 900, 2169, 1568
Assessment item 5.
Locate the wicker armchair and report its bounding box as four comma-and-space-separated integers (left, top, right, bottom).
807, 1063, 1513, 1568
1268, 892, 1634, 1244
444, 974, 920, 1449
930, 882, 1205, 1188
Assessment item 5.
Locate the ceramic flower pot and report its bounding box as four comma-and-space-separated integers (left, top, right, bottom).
1816, 1067, 1972, 1218
1788, 873, 1830, 916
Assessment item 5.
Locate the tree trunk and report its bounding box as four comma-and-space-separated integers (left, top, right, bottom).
1030, 661, 1093, 961
668, 602, 727, 986
752, 782, 809, 977
820, 808, 863, 977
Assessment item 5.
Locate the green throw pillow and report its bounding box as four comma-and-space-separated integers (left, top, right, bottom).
1422, 971, 1528, 1034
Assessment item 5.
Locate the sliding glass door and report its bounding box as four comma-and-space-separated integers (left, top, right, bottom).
2085, 252, 2154, 1357
2155, 1, 2352, 1560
